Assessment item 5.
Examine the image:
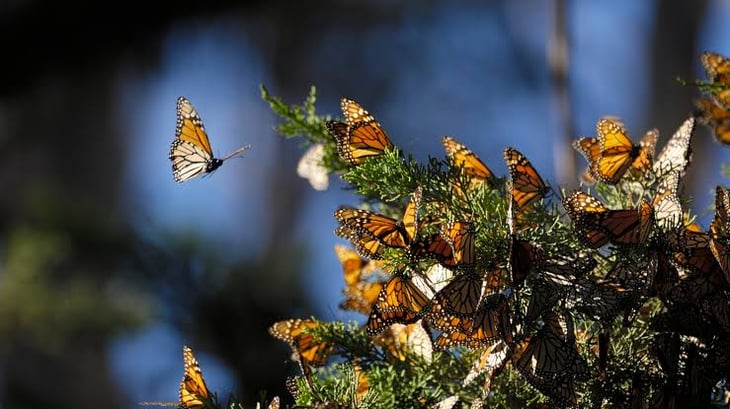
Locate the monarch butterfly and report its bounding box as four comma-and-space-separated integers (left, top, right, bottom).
429, 272, 486, 318
334, 244, 386, 286
433, 294, 508, 349
504, 147, 550, 212
563, 190, 653, 248
372, 320, 433, 363
351, 363, 371, 403
334, 244, 388, 314
169, 97, 251, 183
573, 123, 657, 184
511, 313, 583, 378
335, 188, 421, 252
652, 117, 694, 179
268, 319, 334, 367
336, 225, 388, 260
524, 270, 572, 324
509, 237, 542, 288
297, 143, 329, 191
326, 98, 394, 165
572, 136, 601, 185
422, 263, 455, 293
179, 346, 215, 409
665, 235, 726, 304
410, 220, 474, 268
572, 277, 633, 322
701, 51, 730, 109
462, 340, 510, 387
366, 272, 432, 335
652, 171, 683, 231
442, 136, 495, 188
694, 97, 730, 145
340, 282, 384, 315
710, 186, 730, 276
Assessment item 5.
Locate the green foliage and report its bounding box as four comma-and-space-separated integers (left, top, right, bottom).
0, 226, 148, 351
252, 86, 730, 409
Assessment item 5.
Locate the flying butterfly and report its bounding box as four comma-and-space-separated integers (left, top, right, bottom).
326, 98, 394, 165
179, 346, 216, 409
694, 97, 730, 145
268, 319, 334, 367
563, 190, 653, 248
442, 136, 495, 189
504, 147, 550, 212
700, 51, 730, 109
170, 97, 251, 183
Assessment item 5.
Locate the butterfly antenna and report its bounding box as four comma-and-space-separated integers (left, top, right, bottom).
220, 144, 252, 162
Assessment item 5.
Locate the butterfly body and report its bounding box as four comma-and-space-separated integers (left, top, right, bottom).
170, 97, 250, 182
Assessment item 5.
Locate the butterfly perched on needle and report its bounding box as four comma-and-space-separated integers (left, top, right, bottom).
442, 136, 495, 190
326, 98, 394, 165
563, 190, 653, 248
573, 117, 656, 185
179, 345, 217, 409
170, 97, 251, 183
504, 147, 550, 212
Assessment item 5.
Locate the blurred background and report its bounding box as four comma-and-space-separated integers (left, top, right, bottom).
1, 0, 729, 408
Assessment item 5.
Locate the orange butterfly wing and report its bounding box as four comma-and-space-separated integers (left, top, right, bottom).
594, 118, 639, 184
563, 191, 652, 248
180, 346, 212, 409
701, 51, 730, 109
572, 137, 601, 184
442, 136, 495, 183
504, 147, 549, 211
367, 273, 431, 335
269, 319, 333, 367
327, 98, 393, 165
335, 208, 407, 248
710, 186, 730, 276
176, 97, 214, 156
695, 97, 730, 144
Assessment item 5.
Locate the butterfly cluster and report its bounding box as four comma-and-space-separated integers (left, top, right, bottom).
264, 87, 730, 408
694, 51, 730, 144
